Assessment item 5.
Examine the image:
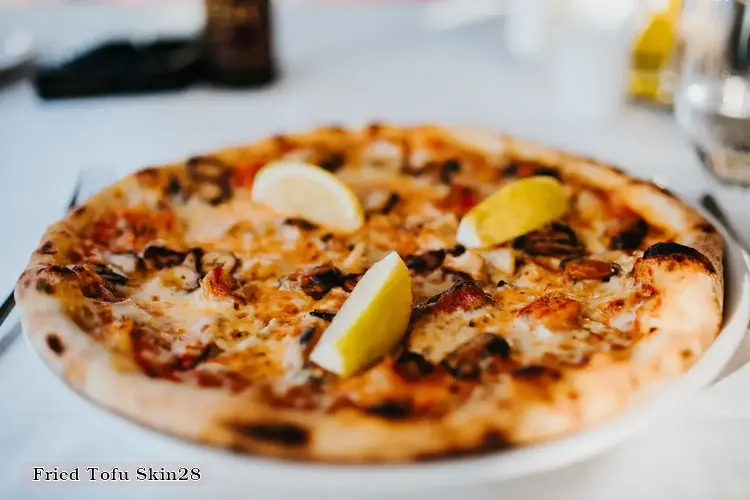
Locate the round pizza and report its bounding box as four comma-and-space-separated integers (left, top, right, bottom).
16, 124, 723, 463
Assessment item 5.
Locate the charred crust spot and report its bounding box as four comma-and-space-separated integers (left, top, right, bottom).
309, 310, 336, 321
186, 156, 231, 181
365, 400, 413, 420
318, 153, 346, 173
496, 280, 508, 288
657, 185, 677, 198
365, 122, 384, 136
232, 423, 309, 447
416, 432, 511, 461
46, 265, 76, 278
405, 249, 446, 273
439, 159, 461, 184
283, 218, 318, 231
610, 218, 649, 251
320, 233, 334, 243
642, 242, 715, 273
166, 175, 182, 197
697, 222, 717, 234
39, 241, 56, 255
513, 365, 560, 379
272, 134, 293, 152
681, 349, 694, 360
72, 206, 87, 217
394, 351, 435, 381
91, 262, 128, 286
35, 279, 55, 294
45, 333, 65, 355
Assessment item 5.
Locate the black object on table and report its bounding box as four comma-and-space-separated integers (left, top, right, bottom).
34, 39, 203, 100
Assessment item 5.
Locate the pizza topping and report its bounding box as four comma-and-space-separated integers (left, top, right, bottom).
562, 258, 620, 281
317, 152, 346, 173
514, 222, 583, 257
518, 294, 581, 330
283, 218, 318, 231
414, 281, 493, 316
442, 250, 484, 281
457, 177, 568, 248
364, 190, 400, 215
440, 333, 511, 380
73, 265, 122, 302
187, 156, 232, 182
309, 309, 337, 321
481, 247, 516, 276
439, 184, 478, 216
186, 156, 233, 205
610, 217, 649, 251
201, 267, 238, 301
309, 252, 412, 377
405, 249, 446, 273
501, 161, 561, 180
161, 260, 201, 292
288, 262, 344, 300
142, 245, 186, 270
439, 159, 461, 185
91, 262, 129, 286
104, 252, 142, 275
251, 161, 365, 234
200, 250, 238, 274
394, 351, 435, 381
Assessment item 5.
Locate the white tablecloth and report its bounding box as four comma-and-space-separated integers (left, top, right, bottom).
1, 3, 749, 499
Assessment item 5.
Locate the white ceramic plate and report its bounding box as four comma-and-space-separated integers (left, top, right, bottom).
33, 206, 748, 491
105, 213, 748, 492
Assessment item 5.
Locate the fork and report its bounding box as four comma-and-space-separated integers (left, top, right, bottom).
0, 169, 117, 359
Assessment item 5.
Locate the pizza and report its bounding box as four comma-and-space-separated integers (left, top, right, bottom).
16, 124, 723, 463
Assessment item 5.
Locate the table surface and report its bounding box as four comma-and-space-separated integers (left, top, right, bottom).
1, 3, 749, 499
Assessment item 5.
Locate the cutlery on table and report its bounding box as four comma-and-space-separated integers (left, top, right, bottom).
0, 169, 116, 359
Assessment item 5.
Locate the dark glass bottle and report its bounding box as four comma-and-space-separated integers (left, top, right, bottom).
202, 0, 277, 87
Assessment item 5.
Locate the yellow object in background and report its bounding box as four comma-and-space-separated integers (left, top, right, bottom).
630, 0, 683, 105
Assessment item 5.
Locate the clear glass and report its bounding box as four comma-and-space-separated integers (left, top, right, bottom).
675, 0, 750, 185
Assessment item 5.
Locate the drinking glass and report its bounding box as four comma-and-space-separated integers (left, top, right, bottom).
675, 0, 750, 185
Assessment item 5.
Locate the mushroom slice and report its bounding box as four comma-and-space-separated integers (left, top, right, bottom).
201, 250, 238, 274
142, 245, 186, 270
91, 262, 129, 286
441, 333, 511, 380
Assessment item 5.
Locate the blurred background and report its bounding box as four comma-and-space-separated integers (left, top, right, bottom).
0, 0, 747, 311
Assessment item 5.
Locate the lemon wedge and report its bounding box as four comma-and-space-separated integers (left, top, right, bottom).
309, 252, 412, 376
251, 161, 364, 233
457, 176, 568, 248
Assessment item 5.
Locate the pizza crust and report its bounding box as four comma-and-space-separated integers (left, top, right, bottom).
16, 124, 724, 462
